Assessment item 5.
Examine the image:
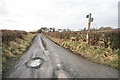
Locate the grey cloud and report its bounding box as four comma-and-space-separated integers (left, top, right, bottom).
0, 0, 119, 31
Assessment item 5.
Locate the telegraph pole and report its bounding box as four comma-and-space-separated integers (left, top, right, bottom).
86, 13, 94, 44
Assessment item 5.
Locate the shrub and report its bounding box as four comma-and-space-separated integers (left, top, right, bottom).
2, 30, 27, 44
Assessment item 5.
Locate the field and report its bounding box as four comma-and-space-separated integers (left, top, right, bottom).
43, 29, 120, 69
1, 30, 36, 73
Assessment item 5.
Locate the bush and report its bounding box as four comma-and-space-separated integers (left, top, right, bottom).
89, 29, 120, 50
2, 30, 27, 44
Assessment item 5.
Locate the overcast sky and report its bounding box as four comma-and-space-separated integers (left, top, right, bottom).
0, 0, 119, 31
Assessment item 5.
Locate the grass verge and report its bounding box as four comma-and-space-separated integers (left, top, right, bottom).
41, 38, 47, 50
2, 33, 37, 73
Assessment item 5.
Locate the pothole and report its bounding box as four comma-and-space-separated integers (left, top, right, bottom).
25, 57, 44, 69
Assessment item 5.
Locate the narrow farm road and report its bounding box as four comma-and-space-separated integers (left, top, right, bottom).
3, 34, 118, 78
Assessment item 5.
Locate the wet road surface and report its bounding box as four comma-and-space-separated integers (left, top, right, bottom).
3, 34, 118, 78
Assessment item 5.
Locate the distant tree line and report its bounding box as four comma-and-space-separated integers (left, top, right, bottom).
37, 26, 113, 33
82, 26, 112, 31
37, 27, 72, 33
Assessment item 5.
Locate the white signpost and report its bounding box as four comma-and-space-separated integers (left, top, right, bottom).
86, 13, 94, 44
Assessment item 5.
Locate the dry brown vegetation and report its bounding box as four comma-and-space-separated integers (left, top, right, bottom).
2, 29, 27, 44
89, 29, 120, 49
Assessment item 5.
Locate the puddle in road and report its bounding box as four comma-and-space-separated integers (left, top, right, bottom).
25, 57, 44, 69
